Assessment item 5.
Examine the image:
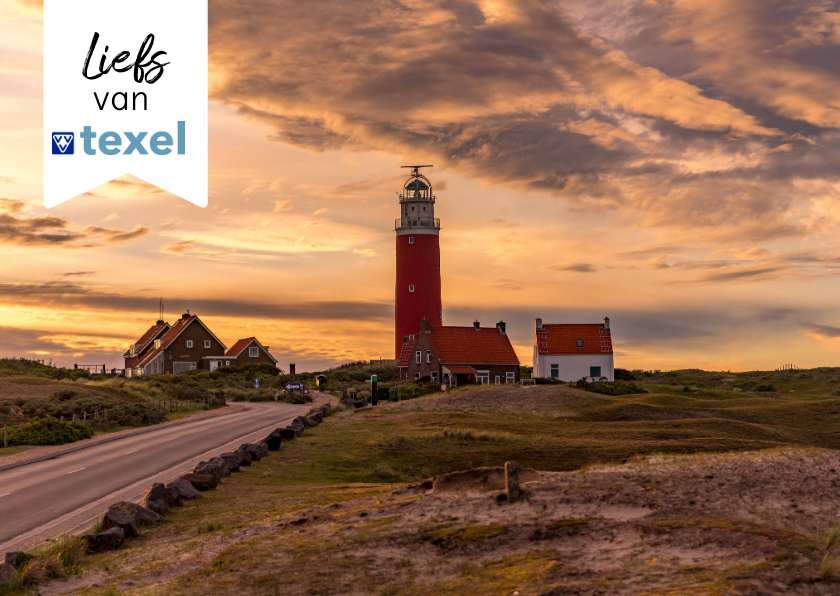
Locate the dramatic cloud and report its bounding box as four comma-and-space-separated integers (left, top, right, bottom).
0, 198, 150, 248
0, 281, 392, 321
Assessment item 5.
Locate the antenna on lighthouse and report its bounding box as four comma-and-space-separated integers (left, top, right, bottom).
401, 165, 433, 178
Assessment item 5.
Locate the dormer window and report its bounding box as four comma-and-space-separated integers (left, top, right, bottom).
154, 339, 161, 349
249, 347, 259, 357
204, 340, 211, 349
576, 339, 583, 348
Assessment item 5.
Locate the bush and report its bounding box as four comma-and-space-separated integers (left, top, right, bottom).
581, 382, 649, 396
756, 384, 777, 392
8, 417, 93, 446
614, 368, 636, 382
105, 403, 166, 426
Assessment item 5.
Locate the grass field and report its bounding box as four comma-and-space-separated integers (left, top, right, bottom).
25, 368, 840, 595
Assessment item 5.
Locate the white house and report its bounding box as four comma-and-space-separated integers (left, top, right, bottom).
532, 317, 614, 382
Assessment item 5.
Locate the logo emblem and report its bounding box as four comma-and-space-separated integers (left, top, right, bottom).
51, 132, 74, 155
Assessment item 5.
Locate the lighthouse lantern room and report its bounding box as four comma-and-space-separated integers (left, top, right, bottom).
395, 166, 443, 357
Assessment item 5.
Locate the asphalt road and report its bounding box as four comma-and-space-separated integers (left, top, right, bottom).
0, 402, 308, 552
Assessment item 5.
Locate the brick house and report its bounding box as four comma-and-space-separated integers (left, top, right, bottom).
224, 337, 277, 368
532, 317, 614, 382
398, 320, 520, 387
123, 320, 170, 370
130, 312, 228, 375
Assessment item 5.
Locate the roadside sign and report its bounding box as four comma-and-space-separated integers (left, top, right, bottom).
285, 383, 304, 390
371, 375, 378, 383
441, 383, 447, 392
255, 378, 260, 388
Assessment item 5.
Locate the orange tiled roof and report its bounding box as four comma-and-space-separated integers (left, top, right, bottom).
135, 315, 196, 367
123, 321, 169, 357
429, 325, 519, 365
225, 337, 256, 357
398, 338, 417, 367
536, 324, 612, 355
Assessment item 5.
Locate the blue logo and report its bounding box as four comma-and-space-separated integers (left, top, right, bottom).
51, 132, 74, 155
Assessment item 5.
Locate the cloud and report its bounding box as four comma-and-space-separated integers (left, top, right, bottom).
545, 263, 598, 273
353, 248, 377, 257
801, 322, 840, 340
0, 198, 150, 248
0, 281, 393, 322
61, 271, 97, 277
274, 199, 293, 212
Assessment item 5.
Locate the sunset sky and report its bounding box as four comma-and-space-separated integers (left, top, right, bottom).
4, 0, 840, 372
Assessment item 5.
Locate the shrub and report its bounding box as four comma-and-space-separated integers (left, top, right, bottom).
614, 368, 636, 382
105, 403, 166, 426
756, 384, 777, 392
8, 417, 93, 446
581, 382, 649, 396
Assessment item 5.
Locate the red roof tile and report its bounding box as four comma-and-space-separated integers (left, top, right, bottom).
428, 325, 519, 365
123, 321, 169, 357
398, 338, 417, 367
225, 337, 256, 358
536, 324, 612, 355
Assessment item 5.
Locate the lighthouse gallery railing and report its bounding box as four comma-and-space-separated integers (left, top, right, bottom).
395, 218, 440, 230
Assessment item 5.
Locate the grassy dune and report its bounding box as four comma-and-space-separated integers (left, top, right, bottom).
35, 371, 840, 595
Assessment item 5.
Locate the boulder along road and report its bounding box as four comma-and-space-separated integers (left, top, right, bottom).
0, 401, 312, 553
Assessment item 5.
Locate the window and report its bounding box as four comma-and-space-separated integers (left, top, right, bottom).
431, 371, 437, 381
576, 339, 583, 348
409, 334, 415, 340
153, 340, 160, 349
495, 375, 500, 384
130, 345, 136, 355
414, 372, 420, 379
506, 372, 515, 384
415, 351, 421, 364
186, 340, 193, 348
249, 346, 259, 358
225, 360, 230, 366
590, 366, 601, 379
476, 371, 489, 384
426, 350, 431, 364
550, 364, 559, 379
191, 363, 196, 370
173, 362, 194, 373
409, 285, 415, 292
409, 236, 414, 244
204, 340, 211, 349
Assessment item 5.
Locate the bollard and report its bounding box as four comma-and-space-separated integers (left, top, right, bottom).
3, 426, 6, 449
505, 461, 521, 503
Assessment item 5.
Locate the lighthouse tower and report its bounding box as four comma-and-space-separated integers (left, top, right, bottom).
395, 165, 442, 357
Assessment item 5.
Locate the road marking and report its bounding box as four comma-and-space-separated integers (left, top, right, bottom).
166, 436, 180, 442
67, 468, 86, 475
0, 493, 10, 498
125, 450, 138, 455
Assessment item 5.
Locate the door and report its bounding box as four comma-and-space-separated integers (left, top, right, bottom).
209, 360, 219, 371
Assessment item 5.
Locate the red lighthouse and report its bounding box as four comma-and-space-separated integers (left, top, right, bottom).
395, 165, 442, 357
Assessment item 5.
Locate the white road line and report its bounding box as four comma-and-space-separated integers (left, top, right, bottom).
166, 436, 180, 442
0, 493, 10, 498
67, 468, 86, 475
125, 450, 138, 455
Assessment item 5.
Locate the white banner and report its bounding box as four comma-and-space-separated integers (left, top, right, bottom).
43, 0, 208, 208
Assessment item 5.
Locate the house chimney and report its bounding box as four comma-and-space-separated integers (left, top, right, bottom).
290, 363, 296, 378
603, 316, 610, 330
420, 319, 431, 333
156, 320, 164, 325
496, 321, 506, 335
474, 320, 481, 331
535, 318, 543, 330
182, 311, 190, 319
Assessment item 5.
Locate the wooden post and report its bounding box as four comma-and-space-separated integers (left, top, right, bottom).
3, 426, 7, 448
505, 461, 521, 503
